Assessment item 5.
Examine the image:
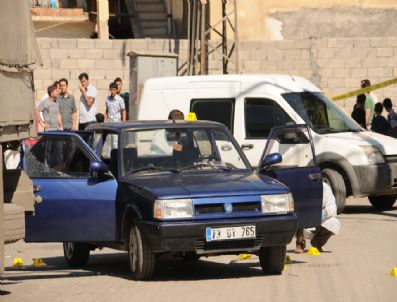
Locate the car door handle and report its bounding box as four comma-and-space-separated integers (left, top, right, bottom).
241, 144, 254, 150
33, 185, 41, 193
308, 173, 322, 182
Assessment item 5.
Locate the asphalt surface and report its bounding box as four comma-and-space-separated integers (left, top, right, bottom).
1, 197, 397, 302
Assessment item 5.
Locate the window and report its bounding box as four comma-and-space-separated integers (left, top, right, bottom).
245, 98, 294, 139
190, 99, 235, 132
23, 135, 91, 178
282, 92, 361, 134
120, 126, 249, 176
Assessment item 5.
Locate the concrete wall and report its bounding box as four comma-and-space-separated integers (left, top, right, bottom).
34, 37, 397, 117
209, 1, 397, 41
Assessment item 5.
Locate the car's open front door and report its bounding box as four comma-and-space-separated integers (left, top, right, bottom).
259, 125, 322, 228
23, 132, 118, 242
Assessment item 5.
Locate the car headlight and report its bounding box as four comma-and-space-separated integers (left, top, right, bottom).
154, 199, 193, 219
261, 193, 294, 214
361, 146, 385, 164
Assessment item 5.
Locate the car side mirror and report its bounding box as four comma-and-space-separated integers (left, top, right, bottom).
90, 161, 109, 178
261, 153, 282, 169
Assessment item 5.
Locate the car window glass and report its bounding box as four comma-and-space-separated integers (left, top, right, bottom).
263, 126, 315, 169
23, 135, 91, 178
120, 127, 249, 176
190, 99, 235, 132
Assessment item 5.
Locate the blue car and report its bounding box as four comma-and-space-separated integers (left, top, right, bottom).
22, 121, 322, 280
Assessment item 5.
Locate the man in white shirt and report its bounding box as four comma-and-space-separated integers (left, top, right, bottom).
150, 110, 184, 155
78, 72, 97, 130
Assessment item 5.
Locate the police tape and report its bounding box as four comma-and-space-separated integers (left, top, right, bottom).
331, 77, 397, 101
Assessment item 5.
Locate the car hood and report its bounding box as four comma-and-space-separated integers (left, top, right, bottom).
123, 171, 288, 199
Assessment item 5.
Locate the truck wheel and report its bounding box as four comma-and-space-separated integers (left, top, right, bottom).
128, 223, 155, 280
3, 204, 25, 244
259, 245, 286, 275
63, 242, 90, 268
368, 195, 397, 210
321, 168, 346, 213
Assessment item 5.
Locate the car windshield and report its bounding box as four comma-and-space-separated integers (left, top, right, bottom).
282, 92, 363, 134
120, 126, 250, 176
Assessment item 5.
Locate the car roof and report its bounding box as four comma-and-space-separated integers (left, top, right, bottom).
86, 120, 226, 132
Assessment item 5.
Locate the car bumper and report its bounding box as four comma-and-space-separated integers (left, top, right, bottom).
140, 215, 297, 254
353, 163, 397, 195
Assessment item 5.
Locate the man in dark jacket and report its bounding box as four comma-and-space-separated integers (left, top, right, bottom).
371, 102, 390, 135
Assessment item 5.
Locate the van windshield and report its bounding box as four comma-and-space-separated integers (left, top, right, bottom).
282, 92, 363, 134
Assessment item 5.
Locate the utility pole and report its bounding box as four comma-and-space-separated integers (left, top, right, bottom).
186, 0, 239, 75
96, 0, 109, 39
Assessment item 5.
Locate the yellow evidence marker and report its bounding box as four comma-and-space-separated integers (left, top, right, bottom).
13, 258, 23, 267
307, 247, 321, 256
239, 253, 252, 260
32, 258, 46, 267
390, 267, 397, 277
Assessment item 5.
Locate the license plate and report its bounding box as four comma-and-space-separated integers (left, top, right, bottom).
206, 225, 256, 242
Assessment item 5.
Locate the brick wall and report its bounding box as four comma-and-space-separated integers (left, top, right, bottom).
35, 37, 397, 117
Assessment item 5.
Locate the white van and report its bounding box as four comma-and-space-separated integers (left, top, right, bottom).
136, 74, 397, 212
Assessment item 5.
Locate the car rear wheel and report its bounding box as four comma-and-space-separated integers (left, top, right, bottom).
128, 223, 156, 280
322, 168, 346, 213
368, 195, 397, 210
259, 245, 286, 275
63, 242, 90, 268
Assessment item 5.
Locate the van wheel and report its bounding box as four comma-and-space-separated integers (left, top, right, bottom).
321, 168, 346, 213
259, 245, 286, 275
128, 223, 156, 280
63, 242, 90, 268
368, 195, 397, 210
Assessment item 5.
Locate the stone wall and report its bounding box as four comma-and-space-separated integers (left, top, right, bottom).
34, 37, 397, 117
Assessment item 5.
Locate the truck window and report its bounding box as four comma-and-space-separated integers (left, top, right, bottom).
190, 99, 235, 133
245, 98, 294, 139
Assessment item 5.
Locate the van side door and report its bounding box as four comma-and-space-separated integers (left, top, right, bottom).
259, 125, 322, 228
240, 97, 295, 167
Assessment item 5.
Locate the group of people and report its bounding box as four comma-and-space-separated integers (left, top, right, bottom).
351, 79, 397, 136
36, 73, 129, 132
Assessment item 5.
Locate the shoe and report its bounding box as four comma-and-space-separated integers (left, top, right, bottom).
294, 247, 304, 254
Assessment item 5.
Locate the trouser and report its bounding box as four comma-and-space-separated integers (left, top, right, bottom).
79, 121, 95, 130
295, 228, 306, 249
310, 226, 334, 249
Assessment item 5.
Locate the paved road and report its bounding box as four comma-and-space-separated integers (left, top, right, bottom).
1, 197, 397, 302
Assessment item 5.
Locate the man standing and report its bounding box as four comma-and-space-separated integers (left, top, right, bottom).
58, 78, 77, 131
360, 79, 378, 129
78, 72, 97, 130
106, 82, 126, 122
114, 77, 130, 119
36, 84, 63, 131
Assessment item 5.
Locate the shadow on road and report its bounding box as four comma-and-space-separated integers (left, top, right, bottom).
341, 204, 397, 220
3, 252, 297, 282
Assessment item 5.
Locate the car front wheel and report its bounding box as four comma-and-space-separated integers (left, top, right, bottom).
259, 245, 286, 275
128, 223, 156, 280
63, 242, 90, 268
